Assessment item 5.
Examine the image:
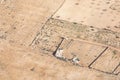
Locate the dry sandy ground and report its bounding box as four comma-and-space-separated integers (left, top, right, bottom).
0, 0, 120, 80
53, 0, 120, 32
0, 0, 64, 46
0, 41, 119, 80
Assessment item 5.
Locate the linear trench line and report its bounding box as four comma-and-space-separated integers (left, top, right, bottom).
53, 37, 65, 56
88, 47, 108, 68
112, 63, 120, 74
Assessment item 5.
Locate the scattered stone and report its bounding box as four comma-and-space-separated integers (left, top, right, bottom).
55, 48, 64, 58
72, 56, 80, 64
30, 67, 35, 71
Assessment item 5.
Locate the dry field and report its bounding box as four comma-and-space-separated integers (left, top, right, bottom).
0, 0, 120, 80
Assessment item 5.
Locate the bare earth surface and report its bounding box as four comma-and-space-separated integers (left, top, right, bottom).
0, 0, 120, 80
53, 0, 120, 32
0, 42, 119, 80
0, 0, 64, 46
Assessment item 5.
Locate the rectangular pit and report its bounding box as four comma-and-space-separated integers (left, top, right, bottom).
58, 39, 107, 67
